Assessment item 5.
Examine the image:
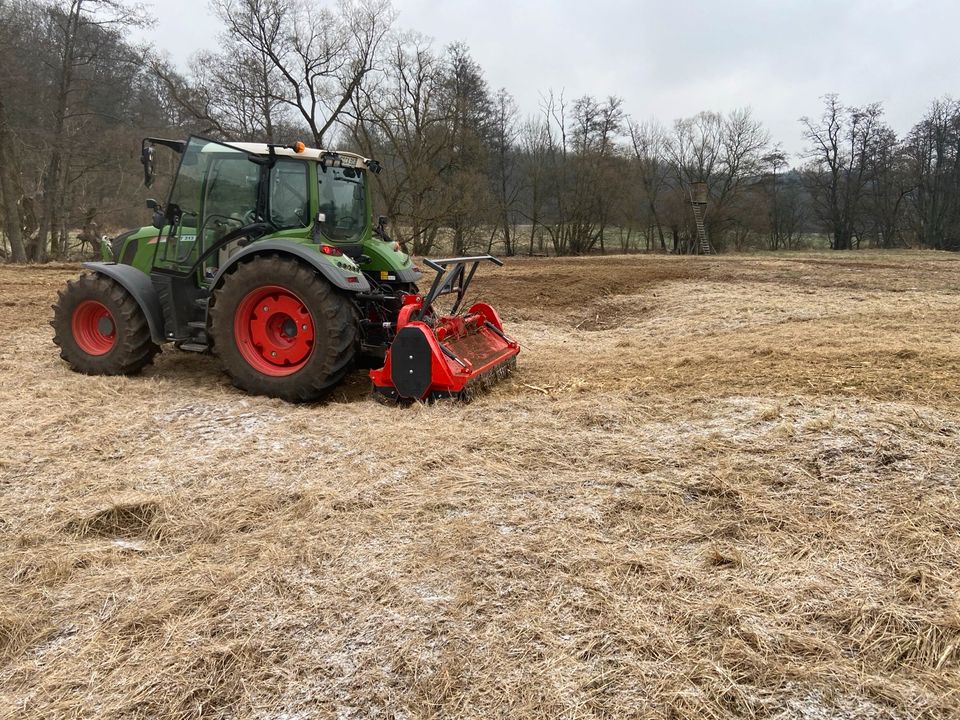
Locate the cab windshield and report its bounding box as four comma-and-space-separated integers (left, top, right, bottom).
317, 166, 366, 243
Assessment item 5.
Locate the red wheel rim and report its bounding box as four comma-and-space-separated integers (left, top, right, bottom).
234, 285, 315, 376
71, 300, 116, 356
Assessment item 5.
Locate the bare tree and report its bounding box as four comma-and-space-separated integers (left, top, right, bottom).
668, 111, 724, 189
0, 96, 26, 262
489, 89, 521, 255
666, 108, 769, 252
517, 115, 551, 255
348, 32, 458, 255
863, 125, 910, 248
209, 0, 393, 147
759, 149, 807, 250
628, 119, 669, 250
902, 98, 960, 251
800, 95, 887, 250
30, 0, 144, 260
152, 34, 287, 141
0, 0, 29, 261
539, 93, 625, 255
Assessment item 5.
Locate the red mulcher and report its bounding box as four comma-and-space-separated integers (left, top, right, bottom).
370, 256, 520, 401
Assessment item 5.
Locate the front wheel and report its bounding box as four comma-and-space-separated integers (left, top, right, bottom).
209, 255, 358, 401
51, 273, 160, 375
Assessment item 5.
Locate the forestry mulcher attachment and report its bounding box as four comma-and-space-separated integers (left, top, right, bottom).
371, 256, 519, 401
51, 135, 519, 402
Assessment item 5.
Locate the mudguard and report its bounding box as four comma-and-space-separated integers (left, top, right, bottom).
209, 240, 371, 293
82, 262, 166, 344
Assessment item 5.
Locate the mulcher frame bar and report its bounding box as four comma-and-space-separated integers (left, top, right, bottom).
417, 255, 504, 319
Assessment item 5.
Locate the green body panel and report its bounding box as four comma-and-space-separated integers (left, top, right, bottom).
362, 240, 414, 280
107, 226, 161, 267
109, 152, 414, 289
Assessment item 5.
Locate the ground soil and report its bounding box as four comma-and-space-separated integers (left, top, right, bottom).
1, 251, 959, 719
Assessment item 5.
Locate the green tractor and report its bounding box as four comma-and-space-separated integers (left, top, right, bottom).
52, 136, 519, 401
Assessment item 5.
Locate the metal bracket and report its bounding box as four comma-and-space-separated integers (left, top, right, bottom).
418, 255, 504, 319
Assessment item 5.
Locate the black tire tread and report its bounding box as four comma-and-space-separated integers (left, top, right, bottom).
51, 273, 160, 375
208, 254, 359, 402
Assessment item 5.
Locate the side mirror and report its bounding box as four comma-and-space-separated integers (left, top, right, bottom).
141, 144, 155, 188
146, 198, 165, 229
378, 215, 388, 227
317, 212, 326, 223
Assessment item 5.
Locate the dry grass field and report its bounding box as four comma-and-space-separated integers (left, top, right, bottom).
1, 251, 959, 719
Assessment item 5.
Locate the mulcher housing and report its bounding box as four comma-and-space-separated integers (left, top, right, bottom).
370, 257, 520, 401
51, 135, 519, 401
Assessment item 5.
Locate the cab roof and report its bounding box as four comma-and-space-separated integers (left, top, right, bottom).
223, 141, 374, 166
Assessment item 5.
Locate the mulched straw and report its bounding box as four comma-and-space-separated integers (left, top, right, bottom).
1, 252, 959, 719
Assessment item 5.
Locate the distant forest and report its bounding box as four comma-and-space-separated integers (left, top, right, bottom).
2, 0, 960, 262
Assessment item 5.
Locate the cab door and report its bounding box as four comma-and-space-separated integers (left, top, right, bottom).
152, 136, 261, 276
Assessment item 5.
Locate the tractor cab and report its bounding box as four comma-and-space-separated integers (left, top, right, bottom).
139, 136, 380, 279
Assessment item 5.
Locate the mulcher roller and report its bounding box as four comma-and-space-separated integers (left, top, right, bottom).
370, 256, 520, 401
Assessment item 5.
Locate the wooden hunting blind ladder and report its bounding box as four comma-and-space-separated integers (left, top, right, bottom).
690, 181, 713, 255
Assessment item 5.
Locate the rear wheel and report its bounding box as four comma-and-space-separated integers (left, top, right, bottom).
51, 273, 160, 375
209, 255, 358, 401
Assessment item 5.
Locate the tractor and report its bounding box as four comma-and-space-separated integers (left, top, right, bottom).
51, 136, 519, 402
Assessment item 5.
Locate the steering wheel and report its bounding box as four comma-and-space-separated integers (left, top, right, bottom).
207, 213, 241, 232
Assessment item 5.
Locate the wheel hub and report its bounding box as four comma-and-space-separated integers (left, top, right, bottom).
97, 316, 115, 336
71, 300, 117, 356
234, 286, 316, 376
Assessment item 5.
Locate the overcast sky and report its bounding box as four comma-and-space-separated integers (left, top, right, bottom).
137, 0, 958, 156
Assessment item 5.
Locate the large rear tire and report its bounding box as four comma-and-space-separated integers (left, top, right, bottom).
51, 273, 160, 375
209, 255, 358, 401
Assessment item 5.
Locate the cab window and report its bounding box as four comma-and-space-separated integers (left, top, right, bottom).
269, 159, 310, 229
317, 166, 366, 242
203, 155, 259, 225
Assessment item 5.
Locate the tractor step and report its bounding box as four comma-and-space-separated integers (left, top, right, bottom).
186, 321, 209, 347
178, 342, 208, 353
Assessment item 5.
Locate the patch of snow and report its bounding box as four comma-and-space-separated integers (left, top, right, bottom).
110, 538, 146, 552
770, 685, 908, 720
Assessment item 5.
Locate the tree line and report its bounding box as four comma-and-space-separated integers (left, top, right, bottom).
2, 0, 959, 263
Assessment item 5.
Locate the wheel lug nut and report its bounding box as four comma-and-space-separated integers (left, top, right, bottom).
271, 351, 277, 357
301, 324, 307, 331
262, 306, 269, 312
